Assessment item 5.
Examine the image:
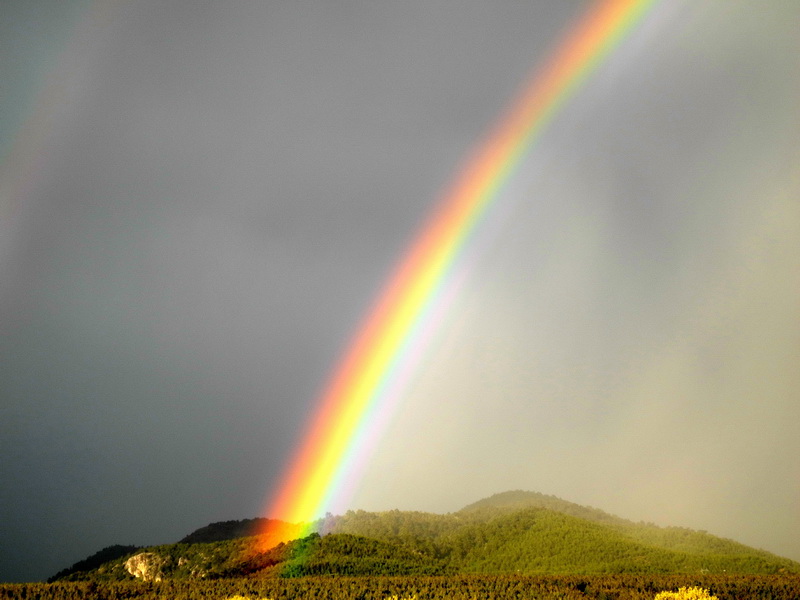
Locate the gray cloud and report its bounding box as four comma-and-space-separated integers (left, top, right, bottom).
1, 0, 799, 582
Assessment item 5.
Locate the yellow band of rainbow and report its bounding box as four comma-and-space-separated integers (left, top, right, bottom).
256, 0, 657, 548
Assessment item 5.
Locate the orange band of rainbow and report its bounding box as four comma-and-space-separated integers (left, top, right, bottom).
256, 0, 657, 549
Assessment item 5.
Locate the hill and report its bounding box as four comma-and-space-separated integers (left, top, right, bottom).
50, 491, 800, 581
46, 545, 141, 583
178, 518, 275, 544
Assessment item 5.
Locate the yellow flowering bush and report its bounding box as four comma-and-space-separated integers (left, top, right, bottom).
654, 586, 718, 600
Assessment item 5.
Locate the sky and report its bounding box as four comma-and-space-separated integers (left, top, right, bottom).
1, 0, 799, 583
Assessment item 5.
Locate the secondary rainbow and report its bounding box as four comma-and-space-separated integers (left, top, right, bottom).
256, 0, 657, 547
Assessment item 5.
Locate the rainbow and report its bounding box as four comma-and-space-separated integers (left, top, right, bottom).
256, 0, 657, 548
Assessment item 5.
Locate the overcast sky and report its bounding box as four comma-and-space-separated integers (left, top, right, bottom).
2, 0, 799, 583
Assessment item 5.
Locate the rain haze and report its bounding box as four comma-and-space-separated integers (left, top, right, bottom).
2, 0, 799, 583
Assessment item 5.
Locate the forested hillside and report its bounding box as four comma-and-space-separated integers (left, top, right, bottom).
178, 518, 275, 544
47, 545, 141, 582
50, 491, 800, 582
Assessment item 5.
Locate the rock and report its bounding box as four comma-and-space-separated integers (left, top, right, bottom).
124, 552, 170, 582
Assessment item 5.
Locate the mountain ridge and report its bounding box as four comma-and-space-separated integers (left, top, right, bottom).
50, 490, 800, 581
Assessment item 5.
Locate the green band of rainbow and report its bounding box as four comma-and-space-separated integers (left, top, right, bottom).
257, 0, 657, 546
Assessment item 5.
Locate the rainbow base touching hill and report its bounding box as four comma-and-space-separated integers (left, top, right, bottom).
52, 490, 800, 580
256, 0, 659, 548
252, 521, 311, 554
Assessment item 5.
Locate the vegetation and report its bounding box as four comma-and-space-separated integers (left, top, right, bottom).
654, 586, 718, 600
46, 545, 141, 583
179, 518, 278, 544
4, 574, 800, 600
241, 533, 453, 577
320, 491, 799, 575
34, 490, 800, 598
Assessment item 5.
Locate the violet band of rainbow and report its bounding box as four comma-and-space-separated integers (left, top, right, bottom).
257, 0, 658, 543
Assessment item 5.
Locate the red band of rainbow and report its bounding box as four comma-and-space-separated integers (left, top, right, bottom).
256, 0, 657, 549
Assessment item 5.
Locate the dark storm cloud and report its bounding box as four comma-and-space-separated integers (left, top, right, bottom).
0, 0, 583, 581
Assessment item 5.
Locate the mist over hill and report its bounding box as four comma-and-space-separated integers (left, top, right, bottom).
50, 491, 799, 582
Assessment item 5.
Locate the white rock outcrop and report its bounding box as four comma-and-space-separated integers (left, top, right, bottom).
124, 552, 169, 582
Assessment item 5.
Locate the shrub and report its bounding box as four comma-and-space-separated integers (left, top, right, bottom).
654, 587, 718, 600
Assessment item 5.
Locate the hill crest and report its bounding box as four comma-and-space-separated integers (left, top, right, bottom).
50, 490, 800, 581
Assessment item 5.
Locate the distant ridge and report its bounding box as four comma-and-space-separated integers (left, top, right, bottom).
50, 490, 800, 581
